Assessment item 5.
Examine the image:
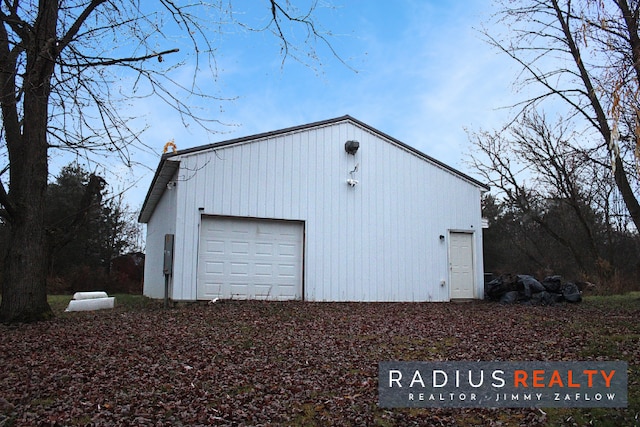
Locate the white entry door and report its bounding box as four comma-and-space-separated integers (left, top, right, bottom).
449, 232, 475, 299
197, 217, 304, 300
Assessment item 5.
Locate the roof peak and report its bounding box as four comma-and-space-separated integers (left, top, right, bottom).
139, 115, 489, 222
163, 115, 357, 159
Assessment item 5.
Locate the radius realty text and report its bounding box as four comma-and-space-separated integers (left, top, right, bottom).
378, 361, 627, 408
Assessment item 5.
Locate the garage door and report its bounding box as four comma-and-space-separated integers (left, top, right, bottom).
197, 216, 304, 300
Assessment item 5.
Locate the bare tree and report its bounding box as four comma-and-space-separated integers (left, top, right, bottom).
482, 0, 640, 231
0, 1, 342, 323
469, 112, 609, 278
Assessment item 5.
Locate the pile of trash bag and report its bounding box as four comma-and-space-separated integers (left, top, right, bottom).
484, 274, 582, 305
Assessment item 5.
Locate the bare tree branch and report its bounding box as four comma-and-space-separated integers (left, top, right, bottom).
0, 0, 348, 323
478, 0, 640, 232
59, 48, 180, 67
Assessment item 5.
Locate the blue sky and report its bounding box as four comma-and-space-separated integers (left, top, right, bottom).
56, 1, 520, 212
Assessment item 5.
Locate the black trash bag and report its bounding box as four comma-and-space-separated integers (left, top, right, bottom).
542, 275, 563, 293
562, 282, 582, 303
500, 290, 520, 304
517, 275, 545, 298
530, 291, 554, 306
552, 293, 566, 304
485, 277, 505, 300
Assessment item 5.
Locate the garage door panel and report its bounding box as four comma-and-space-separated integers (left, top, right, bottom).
256, 242, 274, 256
230, 262, 249, 276
278, 243, 298, 257
198, 217, 303, 300
256, 227, 274, 236
201, 282, 223, 298
280, 232, 299, 240
231, 241, 250, 255
254, 284, 273, 295
278, 263, 297, 278
204, 261, 224, 275
206, 240, 225, 254
230, 283, 249, 294
255, 263, 273, 276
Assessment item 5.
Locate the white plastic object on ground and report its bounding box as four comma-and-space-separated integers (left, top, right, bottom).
65, 296, 115, 312
72, 291, 109, 300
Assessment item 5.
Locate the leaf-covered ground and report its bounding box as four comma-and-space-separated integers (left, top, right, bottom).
1, 297, 639, 426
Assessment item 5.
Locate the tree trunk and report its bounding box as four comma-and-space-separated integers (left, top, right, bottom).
0, 0, 58, 323
548, 0, 640, 232
0, 82, 53, 322
613, 155, 640, 232
1, 216, 53, 323
0, 129, 52, 323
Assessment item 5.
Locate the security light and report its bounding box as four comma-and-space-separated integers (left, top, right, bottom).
345, 140, 359, 155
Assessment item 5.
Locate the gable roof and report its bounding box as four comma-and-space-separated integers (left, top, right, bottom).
138, 115, 489, 223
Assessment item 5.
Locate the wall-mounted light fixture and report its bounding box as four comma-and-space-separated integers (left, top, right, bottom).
345, 140, 359, 155
439, 234, 445, 241
346, 163, 359, 187
345, 141, 359, 187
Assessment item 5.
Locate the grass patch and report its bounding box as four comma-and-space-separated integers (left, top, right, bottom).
544, 407, 635, 427
30, 397, 56, 407
544, 292, 640, 426
47, 293, 157, 314
583, 291, 640, 309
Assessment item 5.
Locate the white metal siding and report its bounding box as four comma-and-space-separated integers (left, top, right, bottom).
165, 120, 484, 301
142, 176, 177, 299
197, 217, 303, 300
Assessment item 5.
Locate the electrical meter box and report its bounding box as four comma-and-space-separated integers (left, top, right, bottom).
163, 234, 175, 275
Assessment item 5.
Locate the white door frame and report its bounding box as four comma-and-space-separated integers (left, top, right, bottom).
448, 230, 475, 299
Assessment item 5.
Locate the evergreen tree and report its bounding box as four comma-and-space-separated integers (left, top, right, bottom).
42, 163, 141, 291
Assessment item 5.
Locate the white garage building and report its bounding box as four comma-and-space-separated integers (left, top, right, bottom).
138, 115, 488, 302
